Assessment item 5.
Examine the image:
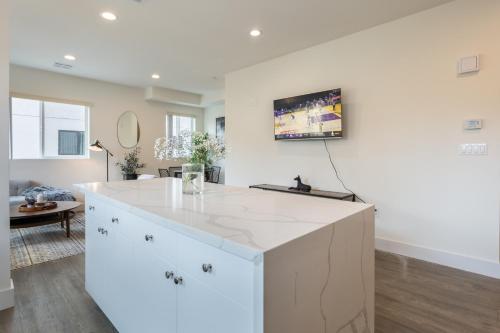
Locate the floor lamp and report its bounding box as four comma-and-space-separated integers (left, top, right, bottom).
89, 140, 114, 182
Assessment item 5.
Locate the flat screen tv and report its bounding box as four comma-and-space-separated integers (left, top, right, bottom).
274, 89, 342, 140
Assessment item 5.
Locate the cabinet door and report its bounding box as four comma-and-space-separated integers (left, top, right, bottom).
85, 219, 109, 309
101, 230, 135, 332
86, 218, 125, 328
177, 270, 252, 333
130, 244, 177, 333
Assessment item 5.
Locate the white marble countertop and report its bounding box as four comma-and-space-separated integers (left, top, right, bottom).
75, 178, 373, 260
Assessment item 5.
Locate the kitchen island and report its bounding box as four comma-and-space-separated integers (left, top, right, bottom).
76, 177, 374, 333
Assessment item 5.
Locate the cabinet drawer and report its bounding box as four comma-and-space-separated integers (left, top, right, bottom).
87, 196, 178, 265
86, 196, 131, 234
85, 196, 109, 225
177, 234, 254, 309
106, 207, 178, 266
133, 217, 178, 266
99, 205, 135, 237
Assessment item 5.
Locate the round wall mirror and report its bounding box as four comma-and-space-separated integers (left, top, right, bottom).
117, 111, 140, 148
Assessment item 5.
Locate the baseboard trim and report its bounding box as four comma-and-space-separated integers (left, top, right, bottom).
0, 279, 14, 311
376, 238, 500, 279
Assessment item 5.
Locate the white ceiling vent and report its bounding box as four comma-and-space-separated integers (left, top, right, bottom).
54, 62, 73, 70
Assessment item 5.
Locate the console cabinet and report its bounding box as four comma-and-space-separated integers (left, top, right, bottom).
85, 194, 255, 333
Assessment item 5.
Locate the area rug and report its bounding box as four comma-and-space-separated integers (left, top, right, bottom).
10, 213, 85, 270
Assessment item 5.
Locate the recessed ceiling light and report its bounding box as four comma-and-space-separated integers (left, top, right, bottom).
64, 54, 76, 61
250, 29, 262, 37
101, 12, 117, 21
152, 74, 160, 79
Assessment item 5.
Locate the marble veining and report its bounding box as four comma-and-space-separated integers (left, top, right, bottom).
319, 220, 371, 333
75, 177, 373, 260
360, 210, 371, 333
319, 209, 373, 333
331, 210, 372, 333
320, 224, 336, 333
262, 208, 374, 333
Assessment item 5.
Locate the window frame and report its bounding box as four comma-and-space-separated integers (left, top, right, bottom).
166, 113, 197, 138
9, 95, 90, 160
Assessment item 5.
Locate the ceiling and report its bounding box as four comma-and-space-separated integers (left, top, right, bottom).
10, 0, 453, 96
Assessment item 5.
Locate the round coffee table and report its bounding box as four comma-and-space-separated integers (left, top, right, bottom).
10, 201, 82, 238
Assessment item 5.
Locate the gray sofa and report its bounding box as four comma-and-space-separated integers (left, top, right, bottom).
9, 180, 36, 206
9, 180, 76, 206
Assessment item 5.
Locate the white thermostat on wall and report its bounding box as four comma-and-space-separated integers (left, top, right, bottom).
463, 119, 482, 130
458, 55, 480, 74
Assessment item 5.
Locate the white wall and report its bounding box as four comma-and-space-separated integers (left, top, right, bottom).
226, 0, 500, 276
0, 0, 14, 310
204, 102, 225, 183
9, 65, 204, 196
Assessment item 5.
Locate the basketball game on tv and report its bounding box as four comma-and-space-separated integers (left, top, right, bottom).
274, 89, 342, 140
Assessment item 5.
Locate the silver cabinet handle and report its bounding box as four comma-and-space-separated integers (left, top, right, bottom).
97, 227, 103, 233
102, 229, 108, 236
145, 235, 154, 242
174, 276, 183, 285
165, 271, 174, 279
89, 205, 95, 211
202, 264, 213, 273
111, 217, 119, 223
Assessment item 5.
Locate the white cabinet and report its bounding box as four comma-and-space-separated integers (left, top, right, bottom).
131, 245, 177, 333
85, 216, 108, 308
176, 269, 252, 333
80, 180, 375, 333
85, 195, 256, 333
85, 212, 125, 327
106, 230, 139, 333
176, 233, 254, 309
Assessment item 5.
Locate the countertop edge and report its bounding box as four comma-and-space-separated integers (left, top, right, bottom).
75, 184, 264, 262
74, 182, 374, 262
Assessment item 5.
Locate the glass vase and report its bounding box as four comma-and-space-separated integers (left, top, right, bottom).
182, 163, 204, 194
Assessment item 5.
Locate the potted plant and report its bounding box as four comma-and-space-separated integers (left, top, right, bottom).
116, 147, 146, 180
154, 131, 225, 193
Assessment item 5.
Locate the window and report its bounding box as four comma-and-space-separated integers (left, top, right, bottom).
10, 98, 41, 159
166, 114, 196, 138
10, 97, 89, 159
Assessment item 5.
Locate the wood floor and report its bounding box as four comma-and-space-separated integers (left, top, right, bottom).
0, 254, 115, 333
376, 251, 500, 333
0, 251, 499, 333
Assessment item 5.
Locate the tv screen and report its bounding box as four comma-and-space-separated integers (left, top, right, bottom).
274, 89, 342, 140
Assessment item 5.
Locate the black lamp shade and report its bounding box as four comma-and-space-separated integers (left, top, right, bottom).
89, 140, 104, 152
88, 139, 114, 182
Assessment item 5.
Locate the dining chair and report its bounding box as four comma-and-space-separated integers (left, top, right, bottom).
169, 166, 182, 178
206, 166, 221, 184
158, 169, 170, 178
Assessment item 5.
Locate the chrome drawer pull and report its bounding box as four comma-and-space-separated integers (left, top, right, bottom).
174, 276, 183, 285
89, 205, 95, 211
202, 264, 213, 273
97, 227, 103, 233
102, 229, 108, 236
165, 271, 174, 279
145, 235, 154, 242
111, 217, 119, 223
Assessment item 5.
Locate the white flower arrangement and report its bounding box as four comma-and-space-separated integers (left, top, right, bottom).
154, 130, 225, 166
